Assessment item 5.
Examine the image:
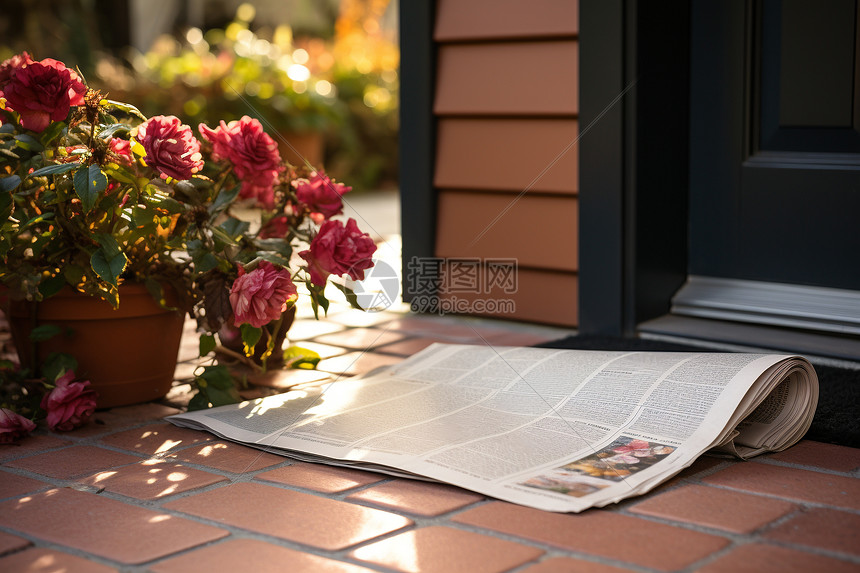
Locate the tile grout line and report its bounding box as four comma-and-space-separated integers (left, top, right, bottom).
2, 306, 859, 571
5, 444, 860, 554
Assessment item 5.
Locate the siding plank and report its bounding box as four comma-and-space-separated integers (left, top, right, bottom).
435, 119, 579, 193
435, 0, 579, 41
435, 41, 578, 116
435, 191, 578, 271
438, 266, 578, 326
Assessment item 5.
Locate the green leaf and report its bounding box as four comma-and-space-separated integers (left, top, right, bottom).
103, 164, 137, 186
187, 239, 219, 273
95, 232, 123, 257
0, 234, 11, 259
254, 238, 293, 258
144, 278, 177, 311
197, 364, 235, 389
98, 110, 118, 125
40, 120, 67, 146
38, 274, 67, 299
282, 346, 321, 370
204, 384, 242, 407
74, 165, 108, 212
129, 205, 157, 234
28, 162, 81, 177
149, 193, 185, 214
255, 252, 291, 268
196, 252, 218, 273
62, 264, 86, 286
40, 352, 77, 382
259, 329, 278, 364
199, 333, 216, 356
101, 99, 147, 121
90, 250, 126, 286
333, 282, 364, 310
102, 284, 120, 309
97, 123, 131, 140
219, 217, 250, 238
29, 324, 62, 342
14, 134, 44, 152
201, 384, 241, 408
308, 284, 330, 319
189, 365, 241, 410
0, 175, 20, 193
29, 228, 58, 257
210, 225, 241, 247
240, 323, 262, 356
187, 391, 211, 411
209, 184, 240, 215
22, 211, 55, 229
0, 187, 13, 220
90, 233, 127, 286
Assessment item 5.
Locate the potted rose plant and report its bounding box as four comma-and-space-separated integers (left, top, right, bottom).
0, 51, 377, 435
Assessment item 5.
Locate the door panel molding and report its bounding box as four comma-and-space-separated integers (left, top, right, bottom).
671, 276, 860, 335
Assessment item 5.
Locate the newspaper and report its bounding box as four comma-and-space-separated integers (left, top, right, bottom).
167, 343, 819, 512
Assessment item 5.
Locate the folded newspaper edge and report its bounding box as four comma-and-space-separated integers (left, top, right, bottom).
167, 343, 819, 513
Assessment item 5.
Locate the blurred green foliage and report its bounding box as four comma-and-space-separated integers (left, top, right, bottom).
1, 0, 399, 192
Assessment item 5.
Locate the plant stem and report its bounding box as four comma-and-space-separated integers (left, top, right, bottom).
213, 344, 264, 373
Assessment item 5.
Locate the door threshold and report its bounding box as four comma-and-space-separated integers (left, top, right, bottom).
638, 314, 860, 367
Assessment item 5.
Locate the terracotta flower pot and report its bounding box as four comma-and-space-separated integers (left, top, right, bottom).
5, 284, 185, 408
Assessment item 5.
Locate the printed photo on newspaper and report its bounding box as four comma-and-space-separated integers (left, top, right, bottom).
167, 343, 819, 512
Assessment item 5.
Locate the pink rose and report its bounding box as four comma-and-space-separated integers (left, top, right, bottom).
40, 370, 98, 432
199, 116, 283, 208
229, 261, 298, 328
299, 218, 377, 286
108, 137, 134, 166
136, 115, 204, 180
0, 51, 34, 89
0, 408, 36, 443
2, 58, 86, 132
294, 171, 351, 224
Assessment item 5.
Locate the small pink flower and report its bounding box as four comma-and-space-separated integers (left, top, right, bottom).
40, 370, 98, 432
0, 408, 36, 443
2, 57, 86, 132
613, 439, 651, 454
229, 261, 298, 328
606, 453, 640, 465
136, 115, 204, 180
294, 171, 351, 224
199, 116, 283, 208
299, 218, 377, 286
108, 137, 134, 166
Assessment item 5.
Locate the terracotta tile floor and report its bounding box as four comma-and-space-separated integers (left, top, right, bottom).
2, 260, 860, 572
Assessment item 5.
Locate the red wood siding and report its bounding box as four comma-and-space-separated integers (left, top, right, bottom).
439, 268, 579, 326
435, 0, 579, 41
435, 41, 578, 115
432, 0, 579, 326
435, 191, 578, 271
434, 119, 579, 194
